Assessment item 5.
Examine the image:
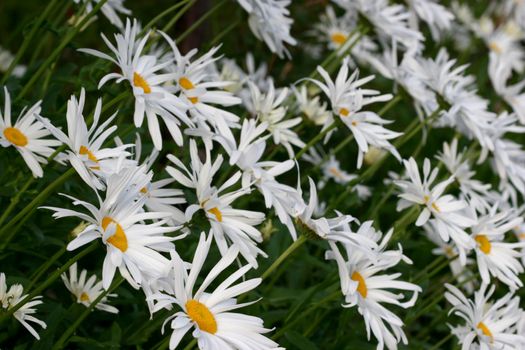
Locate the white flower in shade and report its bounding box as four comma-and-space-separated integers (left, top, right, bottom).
292, 85, 331, 126
0, 87, 61, 177
43, 166, 180, 289
236, 0, 296, 58
423, 225, 475, 294
470, 206, 524, 289
248, 81, 304, 158
312, 6, 357, 52
445, 283, 525, 349
437, 139, 492, 214
0, 273, 46, 339
0, 46, 26, 77
61, 263, 118, 313
310, 58, 401, 168
219, 118, 302, 240
326, 224, 421, 350
160, 33, 241, 143
407, 0, 454, 41
395, 158, 477, 264
491, 137, 525, 196
166, 140, 266, 267
294, 178, 377, 250
79, 19, 191, 150
73, 0, 131, 29
334, 0, 424, 51
39, 89, 131, 190
150, 232, 282, 350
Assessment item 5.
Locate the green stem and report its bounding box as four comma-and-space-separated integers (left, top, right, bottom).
26, 245, 67, 290
182, 339, 197, 350
176, 0, 227, 44
294, 122, 337, 160
0, 0, 61, 84
207, 19, 241, 49
16, 0, 110, 101
52, 276, 124, 350
0, 243, 97, 323
261, 235, 307, 280
0, 168, 76, 240
161, 0, 197, 34
429, 333, 453, 350
142, 0, 192, 33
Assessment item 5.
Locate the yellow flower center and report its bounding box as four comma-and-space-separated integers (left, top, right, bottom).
339, 108, 350, 117
351, 271, 367, 298
331, 32, 347, 45
518, 233, 525, 240
488, 41, 502, 54
423, 195, 440, 212
475, 235, 491, 254
101, 216, 128, 252
140, 187, 148, 194
477, 322, 493, 343
3, 127, 28, 147
186, 299, 217, 334
80, 292, 90, 302
208, 207, 223, 222
133, 72, 151, 94
79, 145, 100, 170
188, 96, 199, 104
179, 77, 195, 90
329, 167, 343, 179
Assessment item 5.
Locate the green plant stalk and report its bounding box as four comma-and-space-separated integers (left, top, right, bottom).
161, 0, 198, 34
182, 339, 197, 350
261, 235, 307, 280
0, 168, 76, 240
0, 243, 97, 323
0, 0, 61, 84
16, 0, 110, 101
52, 276, 124, 350
294, 122, 338, 160
207, 19, 241, 49
142, 0, 193, 33
26, 245, 67, 290
176, 0, 227, 44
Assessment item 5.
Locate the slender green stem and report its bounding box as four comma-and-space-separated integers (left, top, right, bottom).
0, 168, 76, 240
16, 0, 110, 101
161, 0, 197, 34
52, 276, 124, 350
0, 243, 97, 323
261, 235, 307, 280
182, 339, 197, 350
208, 19, 241, 49
429, 332, 453, 350
26, 245, 67, 290
176, 0, 227, 44
295, 122, 337, 160
142, 0, 192, 33
0, 0, 61, 84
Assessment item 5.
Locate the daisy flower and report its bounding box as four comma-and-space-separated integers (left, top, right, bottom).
166, 140, 266, 267
395, 158, 477, 264
445, 283, 525, 349
39, 88, 131, 190
160, 33, 241, 144
236, 0, 296, 58
326, 224, 421, 350
219, 118, 302, 240
73, 0, 131, 29
0, 273, 46, 339
292, 85, 331, 126
407, 0, 454, 41
309, 58, 401, 168
312, 6, 358, 52
248, 81, 304, 158
0, 87, 61, 177
150, 232, 281, 350
61, 263, 118, 313
79, 19, 191, 150
43, 166, 180, 289
470, 206, 524, 289
0, 46, 26, 77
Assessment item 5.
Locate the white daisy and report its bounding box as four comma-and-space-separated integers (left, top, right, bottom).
79, 19, 191, 150
395, 158, 477, 264
61, 262, 118, 313
326, 224, 421, 350
0, 273, 46, 339
309, 58, 401, 168
292, 85, 331, 126
248, 81, 304, 158
470, 206, 524, 289
150, 232, 282, 350
43, 166, 180, 289
445, 283, 525, 349
312, 6, 358, 52
166, 140, 266, 267
0, 87, 61, 178
236, 0, 296, 58
0, 46, 26, 77
39, 88, 131, 190
73, 0, 131, 29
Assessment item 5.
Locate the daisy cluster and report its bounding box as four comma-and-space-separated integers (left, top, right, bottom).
0, 0, 525, 349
